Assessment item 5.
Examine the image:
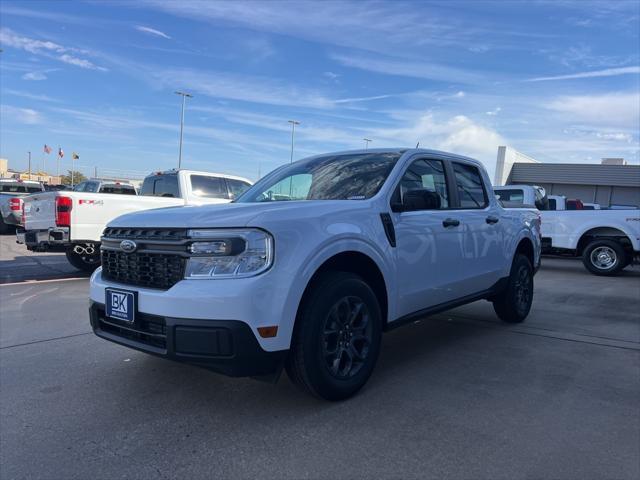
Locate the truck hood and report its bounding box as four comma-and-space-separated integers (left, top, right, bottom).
108, 200, 372, 229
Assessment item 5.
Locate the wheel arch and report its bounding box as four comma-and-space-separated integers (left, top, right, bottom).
296, 251, 389, 328
576, 226, 633, 255
515, 236, 535, 267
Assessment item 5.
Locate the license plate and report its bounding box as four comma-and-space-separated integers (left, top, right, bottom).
105, 288, 136, 322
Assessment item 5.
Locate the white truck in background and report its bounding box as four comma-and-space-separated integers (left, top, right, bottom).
0, 179, 45, 234
494, 185, 640, 276
21, 170, 252, 271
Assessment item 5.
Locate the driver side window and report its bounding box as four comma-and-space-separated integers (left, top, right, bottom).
397, 159, 449, 210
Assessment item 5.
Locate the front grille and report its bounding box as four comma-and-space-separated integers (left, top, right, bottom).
101, 227, 188, 289
101, 249, 185, 289
96, 307, 167, 349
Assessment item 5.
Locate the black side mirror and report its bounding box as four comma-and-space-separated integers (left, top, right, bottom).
402, 189, 441, 212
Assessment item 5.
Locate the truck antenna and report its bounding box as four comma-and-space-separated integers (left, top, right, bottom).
415, 142, 420, 148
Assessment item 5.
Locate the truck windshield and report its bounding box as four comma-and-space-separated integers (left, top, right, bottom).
237, 152, 401, 202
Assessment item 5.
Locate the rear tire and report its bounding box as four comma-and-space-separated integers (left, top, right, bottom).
65, 245, 101, 272
286, 272, 382, 401
582, 239, 625, 276
492, 254, 534, 323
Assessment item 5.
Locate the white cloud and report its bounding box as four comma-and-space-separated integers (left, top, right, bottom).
148, 68, 333, 108
323, 71, 340, 80
595, 132, 633, 142
546, 92, 640, 128
486, 107, 501, 116
135, 25, 171, 39
368, 113, 505, 173
335, 94, 396, 104
0, 28, 107, 71
1, 105, 43, 124
22, 71, 47, 81
58, 53, 107, 71
527, 66, 640, 82
4, 89, 58, 102
330, 52, 482, 84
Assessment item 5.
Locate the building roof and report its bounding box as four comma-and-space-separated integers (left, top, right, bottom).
510, 163, 640, 187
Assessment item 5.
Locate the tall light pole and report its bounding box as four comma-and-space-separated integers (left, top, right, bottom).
28, 151, 31, 179
288, 120, 300, 163
363, 138, 372, 150
175, 91, 193, 169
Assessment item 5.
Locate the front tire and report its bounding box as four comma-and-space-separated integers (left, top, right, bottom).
65, 244, 101, 272
582, 239, 626, 276
492, 254, 534, 323
286, 272, 382, 401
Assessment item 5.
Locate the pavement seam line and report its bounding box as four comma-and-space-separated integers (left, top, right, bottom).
1, 332, 93, 350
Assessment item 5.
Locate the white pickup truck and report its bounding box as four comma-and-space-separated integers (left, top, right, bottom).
0, 179, 45, 234
22, 170, 252, 271
494, 185, 640, 275
90, 148, 541, 400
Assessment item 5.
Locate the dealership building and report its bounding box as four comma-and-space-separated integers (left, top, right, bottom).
494, 147, 640, 208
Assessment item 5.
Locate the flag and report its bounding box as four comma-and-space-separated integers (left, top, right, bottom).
72, 152, 79, 160
44, 144, 52, 154
58, 148, 64, 158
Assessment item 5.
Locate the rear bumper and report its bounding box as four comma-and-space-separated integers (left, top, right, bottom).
24, 227, 70, 251
89, 302, 287, 377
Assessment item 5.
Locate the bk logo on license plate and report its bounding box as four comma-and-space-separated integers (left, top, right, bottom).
105, 289, 135, 322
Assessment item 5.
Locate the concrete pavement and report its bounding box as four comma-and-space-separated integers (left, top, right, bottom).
0, 236, 639, 479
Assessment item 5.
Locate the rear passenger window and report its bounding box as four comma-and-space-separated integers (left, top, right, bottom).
227, 179, 252, 198
398, 159, 449, 209
190, 175, 228, 199
140, 175, 179, 198
452, 163, 487, 208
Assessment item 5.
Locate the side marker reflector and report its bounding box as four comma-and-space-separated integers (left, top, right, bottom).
257, 326, 278, 338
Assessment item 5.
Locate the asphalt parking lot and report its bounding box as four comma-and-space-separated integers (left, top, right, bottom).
1, 235, 639, 480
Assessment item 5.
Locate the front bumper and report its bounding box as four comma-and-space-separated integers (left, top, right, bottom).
90, 302, 287, 377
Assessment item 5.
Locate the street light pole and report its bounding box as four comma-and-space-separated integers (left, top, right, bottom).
363, 138, 372, 150
287, 120, 300, 198
175, 91, 193, 169
288, 120, 300, 164
28, 151, 31, 179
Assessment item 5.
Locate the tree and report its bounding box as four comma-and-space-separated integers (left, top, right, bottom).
60, 170, 87, 186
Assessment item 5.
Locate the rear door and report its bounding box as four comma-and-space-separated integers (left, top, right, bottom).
449, 161, 504, 294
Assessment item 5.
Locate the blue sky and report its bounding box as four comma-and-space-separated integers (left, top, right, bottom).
1, 0, 639, 181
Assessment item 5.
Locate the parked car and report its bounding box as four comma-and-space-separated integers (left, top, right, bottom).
21, 170, 252, 271
72, 179, 137, 195
0, 179, 45, 234
494, 185, 640, 275
89, 148, 541, 400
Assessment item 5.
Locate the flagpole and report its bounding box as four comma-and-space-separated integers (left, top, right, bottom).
57, 146, 60, 178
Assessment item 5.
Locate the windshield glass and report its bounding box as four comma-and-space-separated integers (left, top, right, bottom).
237, 152, 401, 203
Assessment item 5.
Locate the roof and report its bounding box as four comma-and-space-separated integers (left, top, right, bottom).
510, 163, 640, 188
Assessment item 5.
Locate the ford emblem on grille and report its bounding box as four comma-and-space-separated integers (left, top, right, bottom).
120, 239, 137, 253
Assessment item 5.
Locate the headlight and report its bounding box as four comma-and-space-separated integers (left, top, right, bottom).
184, 229, 273, 279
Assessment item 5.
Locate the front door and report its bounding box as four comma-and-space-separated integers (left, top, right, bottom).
392, 157, 466, 318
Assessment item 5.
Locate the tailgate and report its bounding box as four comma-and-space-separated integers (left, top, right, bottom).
23, 192, 58, 231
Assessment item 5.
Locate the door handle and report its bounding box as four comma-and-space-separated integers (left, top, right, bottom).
442, 218, 460, 228
486, 215, 500, 225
